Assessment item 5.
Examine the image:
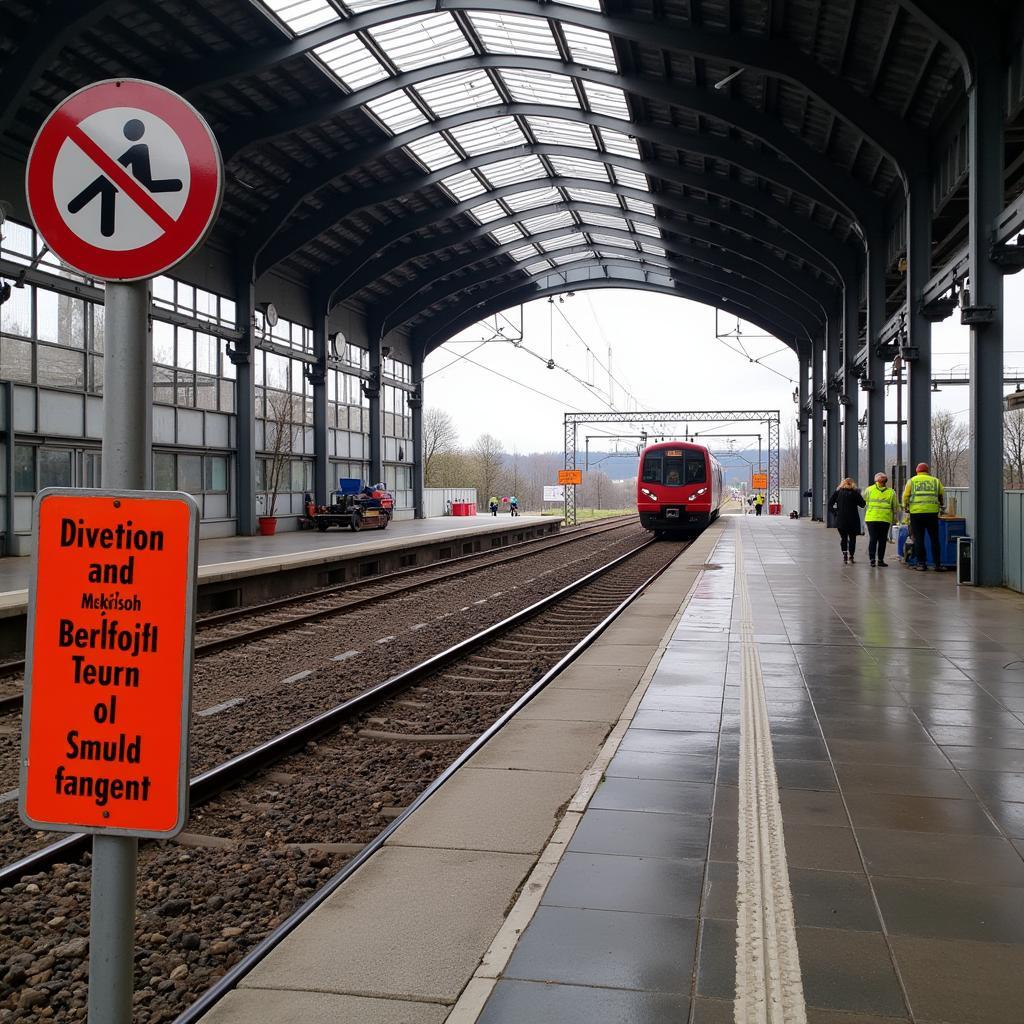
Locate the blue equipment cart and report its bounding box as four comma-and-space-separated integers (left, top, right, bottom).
896, 517, 967, 567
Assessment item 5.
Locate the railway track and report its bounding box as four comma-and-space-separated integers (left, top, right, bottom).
0, 533, 684, 1024
0, 515, 636, 712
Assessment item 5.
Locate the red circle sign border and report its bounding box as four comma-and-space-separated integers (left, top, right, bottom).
26, 79, 223, 282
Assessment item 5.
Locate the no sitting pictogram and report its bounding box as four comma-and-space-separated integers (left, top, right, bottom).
26, 79, 222, 281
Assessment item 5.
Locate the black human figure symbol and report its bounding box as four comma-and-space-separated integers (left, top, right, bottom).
67, 119, 183, 237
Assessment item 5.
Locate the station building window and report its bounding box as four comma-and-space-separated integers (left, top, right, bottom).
154, 452, 230, 495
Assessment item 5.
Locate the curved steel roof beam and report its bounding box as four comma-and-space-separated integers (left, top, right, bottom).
896, 2, 974, 85
321, 187, 842, 310
411, 262, 810, 355
374, 226, 827, 334
176, 0, 923, 179
253, 135, 857, 279
343, 201, 835, 320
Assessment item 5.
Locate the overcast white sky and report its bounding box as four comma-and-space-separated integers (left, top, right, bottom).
424, 273, 1024, 458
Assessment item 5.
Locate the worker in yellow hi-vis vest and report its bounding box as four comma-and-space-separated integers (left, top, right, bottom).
902, 462, 946, 572
863, 472, 899, 567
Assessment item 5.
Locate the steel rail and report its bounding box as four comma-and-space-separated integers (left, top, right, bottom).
0, 534, 660, 888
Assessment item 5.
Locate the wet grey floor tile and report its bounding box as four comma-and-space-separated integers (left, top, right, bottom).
827, 739, 949, 768
504, 906, 696, 992
834, 764, 974, 799
631, 710, 724, 733
605, 749, 718, 783
774, 761, 839, 792
939, 746, 1024, 772
781, 824, 865, 872
478, 980, 690, 1024
976, 799, 1024, 837
590, 777, 714, 816
926, 726, 1024, 749
843, 792, 998, 835
568, 808, 711, 861
541, 852, 704, 918
695, 917, 734, 1000
690, 997, 735, 1024
856, 828, 1024, 885
779, 789, 850, 827
701, 860, 737, 922
959, 770, 1024, 802
789, 867, 881, 932
619, 729, 721, 757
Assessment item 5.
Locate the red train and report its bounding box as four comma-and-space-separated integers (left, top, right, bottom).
637, 441, 725, 535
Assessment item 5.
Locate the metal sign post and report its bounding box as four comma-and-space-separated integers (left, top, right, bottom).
23, 78, 221, 1024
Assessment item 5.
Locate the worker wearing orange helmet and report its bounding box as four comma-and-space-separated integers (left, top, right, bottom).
902, 462, 946, 571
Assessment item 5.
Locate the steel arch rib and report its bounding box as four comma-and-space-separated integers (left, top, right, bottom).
175, 0, 923, 177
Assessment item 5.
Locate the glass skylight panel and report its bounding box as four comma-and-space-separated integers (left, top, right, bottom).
522, 211, 575, 234
500, 69, 581, 109
641, 243, 666, 255
589, 233, 629, 247
583, 82, 630, 120
368, 13, 472, 71
405, 134, 460, 170
562, 24, 618, 71
599, 248, 640, 260
469, 12, 560, 59
315, 36, 389, 91
468, 200, 507, 223
552, 251, 592, 265
448, 117, 526, 156
440, 170, 488, 200
509, 244, 540, 261
480, 154, 546, 188
549, 156, 609, 182
541, 232, 586, 251
625, 197, 656, 216
525, 116, 596, 149
504, 186, 563, 212
556, 0, 603, 10
261, 0, 338, 34
599, 128, 641, 158
631, 221, 661, 237
365, 89, 429, 134
526, 260, 553, 275
345, 0, 408, 12
490, 224, 524, 244
414, 70, 501, 118
579, 211, 629, 229
612, 166, 649, 190
566, 187, 619, 206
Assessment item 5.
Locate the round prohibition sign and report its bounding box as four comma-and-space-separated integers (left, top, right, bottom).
26, 79, 222, 281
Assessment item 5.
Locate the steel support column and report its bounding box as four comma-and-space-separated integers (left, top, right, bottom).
968, 62, 1006, 586
907, 177, 933, 465
310, 301, 329, 507
812, 333, 824, 521
826, 313, 841, 517
867, 244, 888, 476
230, 264, 257, 536
799, 348, 810, 517
411, 346, 425, 519
366, 334, 383, 486
843, 274, 861, 480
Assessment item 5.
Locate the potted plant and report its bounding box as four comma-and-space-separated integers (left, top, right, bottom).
259, 391, 296, 536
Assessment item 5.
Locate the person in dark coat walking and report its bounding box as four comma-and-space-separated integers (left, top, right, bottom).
828, 478, 866, 564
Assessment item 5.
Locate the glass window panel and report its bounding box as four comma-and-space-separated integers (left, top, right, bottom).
315, 35, 389, 90
153, 365, 175, 404
468, 200, 507, 223
540, 233, 586, 251
612, 166, 649, 189
522, 211, 575, 234
405, 134, 460, 170
549, 156, 609, 181
599, 248, 640, 260
504, 186, 563, 211
196, 373, 218, 411
579, 211, 630, 229
260, 0, 338, 33
50, 295, 86, 348
508, 244, 540, 261
525, 260, 552, 274
345, 0, 405, 11
500, 69, 580, 108
196, 332, 217, 375
265, 353, 290, 389
176, 282, 194, 312
153, 452, 175, 491
14, 446, 35, 492
1, 337, 32, 382
589, 232, 628, 247
92, 302, 104, 353
176, 328, 195, 370
0, 283, 32, 338
153, 320, 174, 365
562, 24, 618, 71
525, 116, 596, 149
204, 456, 228, 492
557, 0, 602, 9
469, 12, 559, 58
447, 117, 526, 156
440, 169, 487, 200
599, 128, 641, 158
178, 454, 202, 495
369, 13, 472, 71
625, 197, 656, 216
36, 288, 58, 343
641, 242, 666, 255
584, 81, 630, 119
551, 251, 592, 264
38, 448, 72, 489
413, 70, 500, 118
632, 221, 661, 237
490, 224, 523, 244
176, 373, 196, 407
195, 289, 217, 322
365, 89, 429, 134
1, 219, 34, 262
152, 276, 174, 308
566, 187, 619, 206
220, 380, 235, 412
37, 346, 84, 389
479, 154, 546, 188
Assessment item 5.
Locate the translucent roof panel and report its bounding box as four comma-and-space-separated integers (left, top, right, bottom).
599, 128, 641, 159
365, 89, 429, 134
526, 116, 597, 149
447, 117, 527, 156
555, 0, 603, 10
468, 200, 508, 223
509, 243, 540, 261
344, 0, 408, 12
599, 248, 641, 260
469, 12, 560, 59
504, 186, 564, 212
540, 233, 587, 252
613, 166, 649, 190
589, 233, 630, 247
566, 187, 620, 206
441, 169, 488, 200
549, 156, 610, 182
480, 154, 547, 188
583, 82, 631, 120
314, 36, 389, 91
580, 211, 631, 229
405, 134, 461, 171
631, 221, 661, 237
368, 13, 473, 71
260, 0, 338, 34
562, 24, 618, 72
490, 224, 524, 244
625, 197, 656, 216
551, 251, 594, 265
499, 69, 582, 109
522, 211, 576, 234
641, 243, 666, 256
526, 260, 554, 275
414, 70, 502, 118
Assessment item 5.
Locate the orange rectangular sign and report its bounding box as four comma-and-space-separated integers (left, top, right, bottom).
21, 489, 199, 837
751, 473, 768, 490
558, 469, 583, 485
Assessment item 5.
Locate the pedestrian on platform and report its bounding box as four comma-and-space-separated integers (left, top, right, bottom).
755, 493, 765, 516
828, 478, 865, 564
902, 463, 946, 571
489, 496, 498, 516
863, 472, 899, 567
509, 495, 519, 517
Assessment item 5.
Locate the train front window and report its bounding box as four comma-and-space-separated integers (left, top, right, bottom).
663, 457, 684, 485
641, 457, 662, 483
685, 454, 706, 483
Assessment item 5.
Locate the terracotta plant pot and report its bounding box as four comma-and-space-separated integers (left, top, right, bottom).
258, 516, 278, 536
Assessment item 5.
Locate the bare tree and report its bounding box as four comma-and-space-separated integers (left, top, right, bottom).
1005, 408, 1024, 488
423, 407, 459, 485
780, 421, 800, 487
263, 391, 298, 517
931, 411, 970, 486
472, 433, 506, 501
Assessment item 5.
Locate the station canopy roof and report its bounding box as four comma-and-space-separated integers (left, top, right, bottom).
0, 0, 1012, 352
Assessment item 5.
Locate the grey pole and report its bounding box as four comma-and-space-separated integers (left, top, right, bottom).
906, 177, 933, 466
90, 278, 151, 1024
231, 265, 257, 535
411, 346, 425, 519
811, 333, 824, 521
4, 380, 14, 552
842, 274, 861, 480
866, 243, 888, 476
967, 60, 1005, 585
367, 334, 383, 486
311, 303, 329, 507
826, 312, 841, 513
798, 348, 809, 517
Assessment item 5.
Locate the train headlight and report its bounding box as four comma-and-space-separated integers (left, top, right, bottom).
641, 487, 657, 499
687, 487, 708, 501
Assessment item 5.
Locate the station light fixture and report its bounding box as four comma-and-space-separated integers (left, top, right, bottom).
714, 68, 745, 90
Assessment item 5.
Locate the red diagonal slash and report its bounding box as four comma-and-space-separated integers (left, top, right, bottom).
67, 124, 178, 234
